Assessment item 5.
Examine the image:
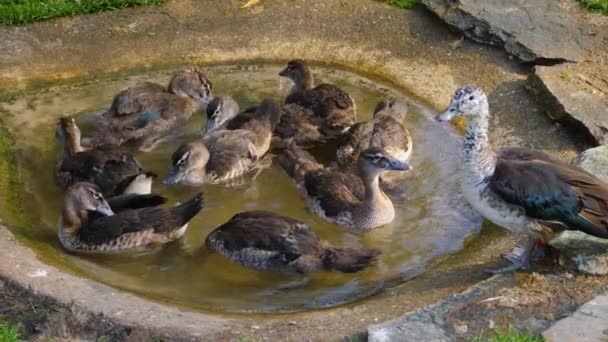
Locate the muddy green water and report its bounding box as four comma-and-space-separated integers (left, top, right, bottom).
0, 64, 481, 313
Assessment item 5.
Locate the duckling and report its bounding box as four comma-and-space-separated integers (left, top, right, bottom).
85, 67, 213, 151
436, 85, 608, 273
56, 117, 149, 198
273, 104, 325, 147
58, 182, 204, 253
205, 95, 240, 134
279, 145, 411, 229
206, 211, 380, 275
163, 129, 261, 185
279, 59, 357, 137
337, 98, 412, 187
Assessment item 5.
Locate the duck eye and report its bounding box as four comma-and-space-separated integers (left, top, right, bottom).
93, 192, 102, 200
469, 96, 475, 100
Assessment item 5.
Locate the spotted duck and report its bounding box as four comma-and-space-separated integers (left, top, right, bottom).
56, 117, 154, 197
279, 145, 411, 229
206, 211, 380, 275
337, 98, 412, 187
437, 85, 608, 273
58, 182, 204, 253
85, 67, 213, 151
278, 59, 357, 140
163, 128, 262, 186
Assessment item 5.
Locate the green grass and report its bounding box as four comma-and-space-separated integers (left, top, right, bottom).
383, 0, 421, 9
577, 0, 608, 15
468, 327, 545, 342
0, 0, 167, 25
0, 319, 21, 342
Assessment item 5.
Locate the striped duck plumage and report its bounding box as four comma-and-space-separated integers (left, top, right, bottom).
58, 182, 204, 253
337, 98, 412, 187
437, 85, 608, 273
84, 67, 213, 151
206, 211, 380, 274
277, 59, 357, 143
56, 117, 153, 198
163, 128, 261, 186
279, 144, 411, 229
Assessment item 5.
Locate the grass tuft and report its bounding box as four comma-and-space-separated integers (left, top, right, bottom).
468, 327, 545, 342
577, 0, 608, 15
0, 319, 22, 342
383, 0, 421, 9
0, 0, 167, 25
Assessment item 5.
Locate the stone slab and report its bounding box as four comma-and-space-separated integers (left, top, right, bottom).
543, 293, 608, 342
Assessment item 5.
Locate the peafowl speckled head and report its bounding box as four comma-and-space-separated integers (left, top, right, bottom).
436, 85, 488, 122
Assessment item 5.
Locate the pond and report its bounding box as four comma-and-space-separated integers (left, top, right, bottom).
0, 63, 481, 313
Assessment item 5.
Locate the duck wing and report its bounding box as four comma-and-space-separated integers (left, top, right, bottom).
337, 121, 373, 164
203, 130, 259, 181
107, 193, 167, 212
274, 104, 324, 146
80, 193, 203, 245
490, 157, 608, 238
370, 117, 411, 161
206, 211, 323, 262
109, 82, 167, 116
304, 169, 365, 218
58, 148, 143, 197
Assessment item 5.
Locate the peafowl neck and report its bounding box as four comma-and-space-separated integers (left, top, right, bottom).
463, 103, 496, 180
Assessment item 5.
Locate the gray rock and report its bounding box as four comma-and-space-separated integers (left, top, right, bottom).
368, 321, 450, 342
572, 145, 608, 182
420, 0, 586, 63
549, 231, 608, 275
543, 294, 608, 342
527, 64, 608, 146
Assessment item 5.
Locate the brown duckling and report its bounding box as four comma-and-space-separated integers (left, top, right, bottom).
163, 129, 261, 186
279, 59, 357, 137
279, 145, 411, 230
337, 98, 412, 186
206, 211, 380, 274
56, 117, 151, 198
85, 67, 213, 151
58, 182, 204, 253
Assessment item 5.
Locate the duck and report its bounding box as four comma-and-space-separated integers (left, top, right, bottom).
278, 59, 357, 138
337, 98, 412, 186
58, 182, 204, 253
206, 211, 380, 275
84, 67, 213, 151
204, 95, 241, 134
55, 117, 152, 198
279, 144, 411, 229
436, 85, 608, 273
273, 104, 325, 147
163, 128, 261, 186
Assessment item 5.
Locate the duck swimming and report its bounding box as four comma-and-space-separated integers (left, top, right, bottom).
85, 67, 213, 151
337, 98, 412, 186
56, 117, 150, 198
58, 182, 203, 253
279, 59, 357, 138
206, 211, 380, 274
163, 128, 261, 185
279, 145, 411, 229
437, 85, 608, 273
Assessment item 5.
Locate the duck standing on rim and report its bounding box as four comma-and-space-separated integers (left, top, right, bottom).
436, 85, 608, 273
56, 117, 154, 197
58, 182, 204, 253
337, 98, 412, 187
206, 211, 380, 277
278, 59, 357, 139
279, 145, 411, 229
85, 67, 213, 151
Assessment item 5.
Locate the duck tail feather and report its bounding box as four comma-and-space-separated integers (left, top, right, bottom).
322, 248, 381, 273
171, 192, 205, 227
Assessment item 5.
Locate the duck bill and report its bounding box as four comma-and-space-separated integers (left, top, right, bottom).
278, 67, 288, 77
388, 159, 412, 171
96, 201, 115, 216
162, 167, 184, 185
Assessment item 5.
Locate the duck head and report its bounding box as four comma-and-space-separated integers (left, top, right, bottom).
168, 66, 214, 105
436, 85, 488, 122
279, 59, 313, 91
373, 97, 408, 122
56, 116, 83, 154
205, 96, 240, 134
358, 147, 411, 180
163, 141, 210, 185
64, 182, 114, 217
